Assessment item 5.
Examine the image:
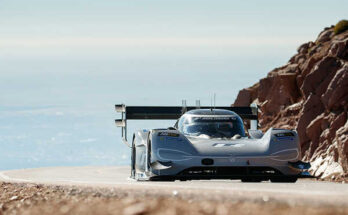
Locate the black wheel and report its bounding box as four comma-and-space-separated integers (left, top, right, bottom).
149, 176, 175, 182
146, 132, 152, 174
147, 138, 151, 170
270, 177, 297, 183
131, 134, 136, 179
241, 178, 262, 183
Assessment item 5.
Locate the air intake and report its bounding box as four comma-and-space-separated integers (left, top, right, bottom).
202, 158, 214, 165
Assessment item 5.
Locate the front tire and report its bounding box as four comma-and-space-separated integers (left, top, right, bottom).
270, 177, 297, 183
131, 134, 136, 179
146, 133, 152, 173
241, 178, 262, 183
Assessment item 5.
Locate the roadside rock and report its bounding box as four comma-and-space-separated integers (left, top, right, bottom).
321, 64, 348, 111
316, 28, 334, 43
297, 94, 325, 148
233, 24, 348, 180
300, 56, 340, 98
234, 83, 259, 107
306, 113, 325, 145
234, 89, 252, 107
123, 203, 147, 215
336, 121, 348, 173
329, 38, 348, 59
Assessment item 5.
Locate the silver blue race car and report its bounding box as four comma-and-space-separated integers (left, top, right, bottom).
115, 104, 312, 182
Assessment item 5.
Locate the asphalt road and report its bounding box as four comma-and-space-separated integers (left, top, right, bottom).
1, 166, 347, 207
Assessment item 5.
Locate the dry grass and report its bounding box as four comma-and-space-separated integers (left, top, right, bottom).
334, 20, 348, 35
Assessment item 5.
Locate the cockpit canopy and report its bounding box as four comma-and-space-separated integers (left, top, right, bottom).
177, 109, 246, 139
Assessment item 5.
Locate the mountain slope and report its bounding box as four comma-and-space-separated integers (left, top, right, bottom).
233, 23, 348, 181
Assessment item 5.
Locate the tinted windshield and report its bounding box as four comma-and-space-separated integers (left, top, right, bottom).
179, 116, 245, 138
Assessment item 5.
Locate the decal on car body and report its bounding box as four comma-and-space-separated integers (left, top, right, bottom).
158, 132, 179, 137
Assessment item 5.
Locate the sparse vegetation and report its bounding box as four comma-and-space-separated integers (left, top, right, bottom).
334, 20, 348, 35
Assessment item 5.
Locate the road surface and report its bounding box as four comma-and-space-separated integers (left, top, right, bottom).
1, 166, 347, 207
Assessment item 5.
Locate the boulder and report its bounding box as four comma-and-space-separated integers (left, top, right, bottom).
329, 112, 347, 141
258, 78, 273, 102
306, 113, 325, 143
297, 94, 325, 145
300, 56, 340, 98
321, 64, 348, 111
258, 74, 300, 115
297, 41, 315, 54
234, 89, 251, 107
316, 28, 334, 43
329, 38, 348, 59
295, 54, 307, 65
299, 56, 318, 81
336, 121, 348, 173
233, 83, 259, 107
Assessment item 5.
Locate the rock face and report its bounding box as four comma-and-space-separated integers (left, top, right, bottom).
233, 26, 348, 180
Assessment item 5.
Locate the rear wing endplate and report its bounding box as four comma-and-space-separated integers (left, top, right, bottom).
115, 104, 258, 147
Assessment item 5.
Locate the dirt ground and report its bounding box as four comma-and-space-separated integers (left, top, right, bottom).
0, 182, 347, 215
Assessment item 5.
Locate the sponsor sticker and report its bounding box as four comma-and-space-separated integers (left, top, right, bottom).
275, 132, 294, 137
158, 132, 180, 137
213, 143, 244, 147
274, 132, 294, 141
193, 117, 236, 122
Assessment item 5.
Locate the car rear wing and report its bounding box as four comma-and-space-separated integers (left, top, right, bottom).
115, 104, 258, 147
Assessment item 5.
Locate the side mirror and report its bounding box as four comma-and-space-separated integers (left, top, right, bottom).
248, 129, 263, 139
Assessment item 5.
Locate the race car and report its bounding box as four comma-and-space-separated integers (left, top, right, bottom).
115, 104, 312, 182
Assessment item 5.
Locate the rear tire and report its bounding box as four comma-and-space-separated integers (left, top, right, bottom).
270, 177, 297, 183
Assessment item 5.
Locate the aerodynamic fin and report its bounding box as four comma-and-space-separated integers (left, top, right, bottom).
150, 161, 172, 170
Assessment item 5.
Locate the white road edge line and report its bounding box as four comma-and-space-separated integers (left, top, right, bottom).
0, 171, 33, 183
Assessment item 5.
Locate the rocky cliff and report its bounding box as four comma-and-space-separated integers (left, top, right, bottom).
233, 23, 348, 181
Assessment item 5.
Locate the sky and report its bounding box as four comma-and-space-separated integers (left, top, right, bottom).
0, 0, 347, 170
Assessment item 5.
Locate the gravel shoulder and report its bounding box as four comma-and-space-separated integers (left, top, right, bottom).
1, 181, 348, 215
